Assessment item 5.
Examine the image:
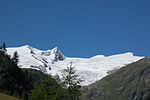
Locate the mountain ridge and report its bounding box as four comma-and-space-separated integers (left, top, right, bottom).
82, 57, 150, 100
6, 45, 143, 85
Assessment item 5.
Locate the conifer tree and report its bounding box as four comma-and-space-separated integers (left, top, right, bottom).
29, 77, 61, 100
62, 62, 82, 100
0, 48, 27, 98
12, 51, 19, 65
0, 42, 7, 53
2, 42, 7, 51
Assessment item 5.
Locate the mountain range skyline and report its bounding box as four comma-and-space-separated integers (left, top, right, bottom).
6, 45, 143, 85
6, 44, 145, 57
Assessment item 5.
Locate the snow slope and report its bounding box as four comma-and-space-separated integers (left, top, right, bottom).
7, 45, 143, 85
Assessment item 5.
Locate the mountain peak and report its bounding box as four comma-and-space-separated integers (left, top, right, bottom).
50, 47, 65, 61
21, 45, 31, 48
51, 47, 59, 53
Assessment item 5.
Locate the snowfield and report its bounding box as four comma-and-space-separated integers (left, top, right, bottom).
7, 45, 143, 86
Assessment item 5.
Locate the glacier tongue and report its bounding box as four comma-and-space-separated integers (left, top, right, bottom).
7, 45, 143, 86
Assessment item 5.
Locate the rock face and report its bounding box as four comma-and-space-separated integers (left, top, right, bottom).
51, 47, 65, 61
82, 57, 150, 100
6, 45, 143, 86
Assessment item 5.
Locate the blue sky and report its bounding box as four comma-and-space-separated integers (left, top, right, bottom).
0, 0, 150, 57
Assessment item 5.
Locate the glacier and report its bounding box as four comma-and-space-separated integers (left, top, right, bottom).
7, 45, 143, 86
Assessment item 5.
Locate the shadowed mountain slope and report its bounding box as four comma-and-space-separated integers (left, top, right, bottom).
83, 57, 150, 100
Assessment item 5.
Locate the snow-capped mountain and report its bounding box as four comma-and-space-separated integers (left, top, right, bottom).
7, 45, 143, 86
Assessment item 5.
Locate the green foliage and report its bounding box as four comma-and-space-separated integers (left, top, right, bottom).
62, 62, 82, 100
21, 69, 52, 100
0, 44, 30, 99
12, 51, 19, 65
22, 68, 49, 86
0, 43, 83, 100
29, 77, 63, 100
29, 62, 83, 100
